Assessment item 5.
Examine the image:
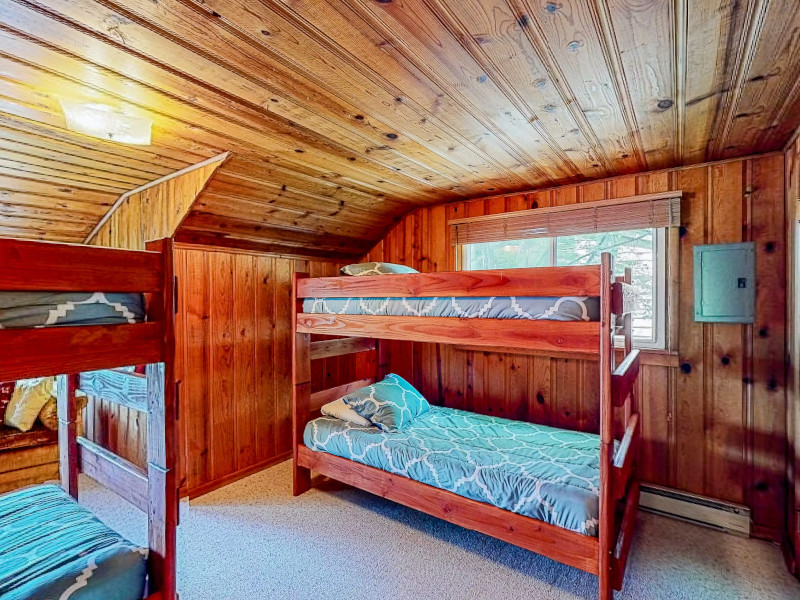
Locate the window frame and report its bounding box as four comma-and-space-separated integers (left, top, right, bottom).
460, 228, 667, 350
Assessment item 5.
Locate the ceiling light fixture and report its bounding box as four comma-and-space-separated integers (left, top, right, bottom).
60, 100, 152, 145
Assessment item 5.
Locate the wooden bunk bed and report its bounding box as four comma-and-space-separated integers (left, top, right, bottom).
0, 237, 178, 600
292, 253, 640, 600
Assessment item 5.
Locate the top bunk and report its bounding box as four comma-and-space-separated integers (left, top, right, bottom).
294, 253, 635, 355
0, 237, 174, 382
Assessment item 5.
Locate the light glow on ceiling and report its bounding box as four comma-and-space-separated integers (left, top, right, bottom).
60, 100, 152, 145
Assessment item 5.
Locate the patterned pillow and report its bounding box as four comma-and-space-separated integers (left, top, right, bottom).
340, 262, 418, 276
342, 374, 430, 432
4, 377, 56, 432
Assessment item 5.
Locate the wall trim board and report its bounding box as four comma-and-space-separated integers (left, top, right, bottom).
186, 452, 291, 499
85, 152, 230, 244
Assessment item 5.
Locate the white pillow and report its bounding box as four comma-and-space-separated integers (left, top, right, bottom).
320, 398, 372, 427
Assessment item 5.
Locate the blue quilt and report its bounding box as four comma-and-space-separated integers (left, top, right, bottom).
0, 293, 145, 329
304, 406, 604, 536
0, 485, 147, 600
302, 296, 599, 321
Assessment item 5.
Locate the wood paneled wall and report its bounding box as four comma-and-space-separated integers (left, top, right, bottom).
175, 247, 369, 496
364, 154, 787, 538
785, 132, 800, 571
90, 158, 225, 248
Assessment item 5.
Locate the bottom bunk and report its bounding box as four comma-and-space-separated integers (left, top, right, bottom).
304, 405, 605, 536
0, 485, 147, 600
296, 393, 640, 590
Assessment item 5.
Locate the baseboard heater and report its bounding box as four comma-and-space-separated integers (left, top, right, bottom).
638, 484, 751, 537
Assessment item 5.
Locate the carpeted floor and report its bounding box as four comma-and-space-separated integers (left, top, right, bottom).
79, 460, 800, 600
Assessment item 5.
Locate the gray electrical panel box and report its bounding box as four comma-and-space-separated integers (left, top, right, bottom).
694, 242, 755, 323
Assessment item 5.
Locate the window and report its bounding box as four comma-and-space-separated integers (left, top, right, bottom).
463, 228, 666, 348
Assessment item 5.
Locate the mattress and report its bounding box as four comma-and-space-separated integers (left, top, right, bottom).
304, 406, 604, 536
0, 484, 147, 600
0, 292, 145, 329
302, 296, 600, 321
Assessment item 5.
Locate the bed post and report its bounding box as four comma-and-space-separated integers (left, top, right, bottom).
620, 267, 634, 424
598, 252, 614, 600
376, 339, 390, 380
145, 238, 178, 600
57, 373, 80, 499
293, 272, 312, 496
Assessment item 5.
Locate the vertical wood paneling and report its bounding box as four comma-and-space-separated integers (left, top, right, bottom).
175, 247, 372, 496
209, 251, 235, 481
366, 155, 787, 536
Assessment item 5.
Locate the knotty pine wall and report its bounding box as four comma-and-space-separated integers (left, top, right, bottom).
175, 247, 369, 496
363, 154, 787, 538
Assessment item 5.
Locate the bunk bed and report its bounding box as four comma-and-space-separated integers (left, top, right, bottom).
292, 254, 640, 600
0, 237, 178, 600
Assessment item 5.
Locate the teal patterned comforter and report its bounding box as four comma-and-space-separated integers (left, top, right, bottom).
0, 485, 147, 600
0, 292, 145, 329
302, 296, 600, 321
304, 406, 604, 536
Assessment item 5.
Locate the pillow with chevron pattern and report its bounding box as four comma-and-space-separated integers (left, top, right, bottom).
341, 373, 430, 432
340, 262, 418, 276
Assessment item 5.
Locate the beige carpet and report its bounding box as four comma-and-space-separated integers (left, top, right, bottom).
79, 460, 800, 600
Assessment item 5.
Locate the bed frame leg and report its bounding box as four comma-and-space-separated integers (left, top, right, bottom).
293, 464, 311, 496
599, 568, 613, 600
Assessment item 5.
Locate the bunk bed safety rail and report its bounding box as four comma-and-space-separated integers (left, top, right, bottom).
0, 238, 175, 382
295, 265, 604, 354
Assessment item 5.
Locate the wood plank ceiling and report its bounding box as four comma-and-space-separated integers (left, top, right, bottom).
1, 0, 799, 257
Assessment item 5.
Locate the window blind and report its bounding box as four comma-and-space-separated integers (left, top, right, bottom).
450, 192, 681, 246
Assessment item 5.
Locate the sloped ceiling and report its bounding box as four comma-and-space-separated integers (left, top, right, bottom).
1, 0, 799, 257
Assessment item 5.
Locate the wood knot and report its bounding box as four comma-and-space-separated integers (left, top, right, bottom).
544, 2, 561, 13
765, 241, 776, 253
720, 355, 731, 366
566, 40, 583, 52
657, 99, 674, 110
536, 393, 545, 404
680, 362, 692, 374
758, 327, 769, 338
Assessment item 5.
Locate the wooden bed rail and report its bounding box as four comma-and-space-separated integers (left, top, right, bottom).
0, 237, 175, 382
297, 264, 602, 299
0, 238, 163, 293
298, 314, 601, 353
310, 337, 375, 360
